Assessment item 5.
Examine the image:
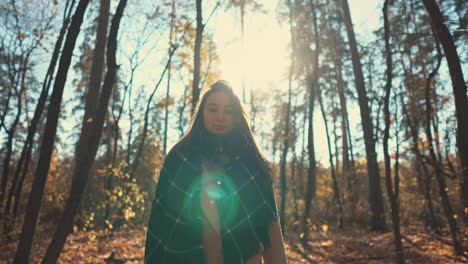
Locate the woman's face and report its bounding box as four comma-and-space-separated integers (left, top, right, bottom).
202, 91, 234, 134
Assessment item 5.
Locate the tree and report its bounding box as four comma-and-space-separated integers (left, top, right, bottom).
340, 0, 387, 231
192, 0, 203, 112
2, 0, 74, 234
303, 0, 320, 238
318, 82, 344, 228
14, 0, 91, 262
422, 0, 468, 228
40, 0, 127, 262
420, 17, 463, 255
382, 1, 404, 262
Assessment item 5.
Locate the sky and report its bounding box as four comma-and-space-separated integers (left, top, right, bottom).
204, 0, 382, 163
52, 0, 382, 163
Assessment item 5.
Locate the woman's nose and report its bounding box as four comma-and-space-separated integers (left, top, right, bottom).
216, 112, 224, 121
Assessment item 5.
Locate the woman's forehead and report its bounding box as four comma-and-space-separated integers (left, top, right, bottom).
205, 92, 233, 106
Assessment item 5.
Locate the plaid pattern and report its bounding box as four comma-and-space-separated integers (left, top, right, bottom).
144, 133, 279, 264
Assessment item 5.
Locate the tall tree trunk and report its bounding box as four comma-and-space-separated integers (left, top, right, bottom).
239, 0, 247, 105
298, 107, 307, 199
340, 0, 386, 231
163, 0, 176, 154
84, 0, 109, 124
279, 85, 291, 234
0, 63, 25, 218
92, 0, 112, 229
422, 24, 463, 255
303, 0, 319, 239
330, 41, 352, 192
382, 2, 404, 262
13, 1, 91, 263
192, 0, 203, 113
422, 0, 468, 226
290, 102, 300, 223
3, 1, 73, 234
41, 1, 126, 262
303, 72, 317, 238
0, 60, 25, 225
331, 97, 340, 172
318, 87, 343, 228
80, 0, 110, 229
278, 0, 296, 234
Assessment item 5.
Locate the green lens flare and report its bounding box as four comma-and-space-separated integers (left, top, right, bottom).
183, 172, 239, 227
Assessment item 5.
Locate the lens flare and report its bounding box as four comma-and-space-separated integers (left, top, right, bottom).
182, 171, 239, 227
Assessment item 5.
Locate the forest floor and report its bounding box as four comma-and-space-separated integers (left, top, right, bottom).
1, 224, 468, 263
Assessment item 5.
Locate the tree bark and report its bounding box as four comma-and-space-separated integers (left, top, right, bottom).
290, 102, 300, 222
13, 1, 91, 263
318, 87, 343, 228
3, 1, 73, 234
340, 0, 386, 231
422, 0, 468, 227
41, 0, 127, 262
279, 85, 291, 233
163, 0, 176, 154
382, 1, 404, 262
303, 0, 319, 239
421, 22, 463, 255
0, 54, 26, 225
83, 0, 109, 126
192, 0, 203, 113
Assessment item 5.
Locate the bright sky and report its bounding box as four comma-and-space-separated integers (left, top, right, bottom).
205, 0, 381, 163
54, 0, 382, 163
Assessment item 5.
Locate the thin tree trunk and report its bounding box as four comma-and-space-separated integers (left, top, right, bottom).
84, 0, 109, 125
192, 0, 203, 113
13, 1, 90, 263
303, 0, 319, 239
41, 1, 126, 262
163, 0, 176, 154
422, 24, 463, 255
422, 0, 468, 227
393, 88, 400, 210
279, 77, 292, 234
318, 87, 343, 228
0, 60, 25, 218
80, 0, 110, 230
278, 0, 296, 234
303, 73, 316, 238
298, 106, 307, 199
0, 61, 25, 225
340, 0, 386, 231
382, 2, 404, 262
331, 96, 340, 173
290, 99, 300, 223
3, 1, 73, 234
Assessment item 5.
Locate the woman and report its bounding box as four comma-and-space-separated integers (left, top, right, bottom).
144, 80, 287, 264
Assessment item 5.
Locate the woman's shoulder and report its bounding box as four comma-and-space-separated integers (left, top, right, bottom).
163, 141, 199, 167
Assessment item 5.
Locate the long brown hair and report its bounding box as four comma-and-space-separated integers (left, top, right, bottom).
166, 80, 272, 177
